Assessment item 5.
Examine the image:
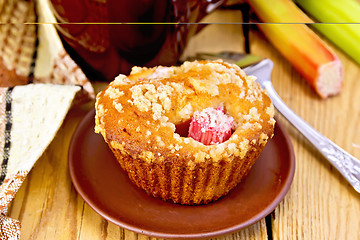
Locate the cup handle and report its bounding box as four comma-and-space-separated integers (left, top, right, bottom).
198, 0, 224, 20
195, 0, 224, 33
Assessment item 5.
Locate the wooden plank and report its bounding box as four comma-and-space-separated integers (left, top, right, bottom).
7, 8, 360, 240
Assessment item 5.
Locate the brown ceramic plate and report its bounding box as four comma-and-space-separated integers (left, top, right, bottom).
69, 109, 295, 239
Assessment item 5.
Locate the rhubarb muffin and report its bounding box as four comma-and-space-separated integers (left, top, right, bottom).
95, 60, 275, 205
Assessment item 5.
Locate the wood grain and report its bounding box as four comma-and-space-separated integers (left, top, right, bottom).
7, 8, 360, 240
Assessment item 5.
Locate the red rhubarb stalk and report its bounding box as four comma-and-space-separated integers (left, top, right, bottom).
247, 0, 343, 98
188, 107, 233, 145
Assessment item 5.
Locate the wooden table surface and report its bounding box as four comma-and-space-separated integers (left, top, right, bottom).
8, 9, 360, 240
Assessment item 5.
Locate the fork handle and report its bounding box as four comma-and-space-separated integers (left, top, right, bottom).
263, 80, 360, 193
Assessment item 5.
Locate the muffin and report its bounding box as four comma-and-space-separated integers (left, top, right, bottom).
95, 60, 275, 205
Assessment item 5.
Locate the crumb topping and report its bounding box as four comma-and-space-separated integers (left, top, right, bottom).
178, 103, 193, 121
95, 60, 275, 164
114, 102, 123, 112
266, 105, 275, 118
105, 86, 124, 99
259, 133, 269, 146
130, 66, 147, 75
113, 74, 130, 86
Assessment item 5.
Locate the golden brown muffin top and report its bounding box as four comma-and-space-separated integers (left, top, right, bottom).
95, 60, 275, 167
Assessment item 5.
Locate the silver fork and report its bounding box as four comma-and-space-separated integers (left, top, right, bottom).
244, 59, 360, 193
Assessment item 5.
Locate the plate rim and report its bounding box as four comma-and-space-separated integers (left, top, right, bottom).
69, 109, 295, 239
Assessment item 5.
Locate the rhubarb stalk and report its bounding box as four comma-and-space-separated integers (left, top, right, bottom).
247, 0, 343, 98
188, 107, 233, 145
294, 0, 360, 65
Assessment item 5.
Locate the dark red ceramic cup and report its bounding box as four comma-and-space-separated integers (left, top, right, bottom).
49, 0, 224, 81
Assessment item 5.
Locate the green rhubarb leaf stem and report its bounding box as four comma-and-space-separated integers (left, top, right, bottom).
295, 0, 360, 65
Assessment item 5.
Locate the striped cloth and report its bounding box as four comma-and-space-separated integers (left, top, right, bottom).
0, 84, 81, 239
0, 0, 95, 238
